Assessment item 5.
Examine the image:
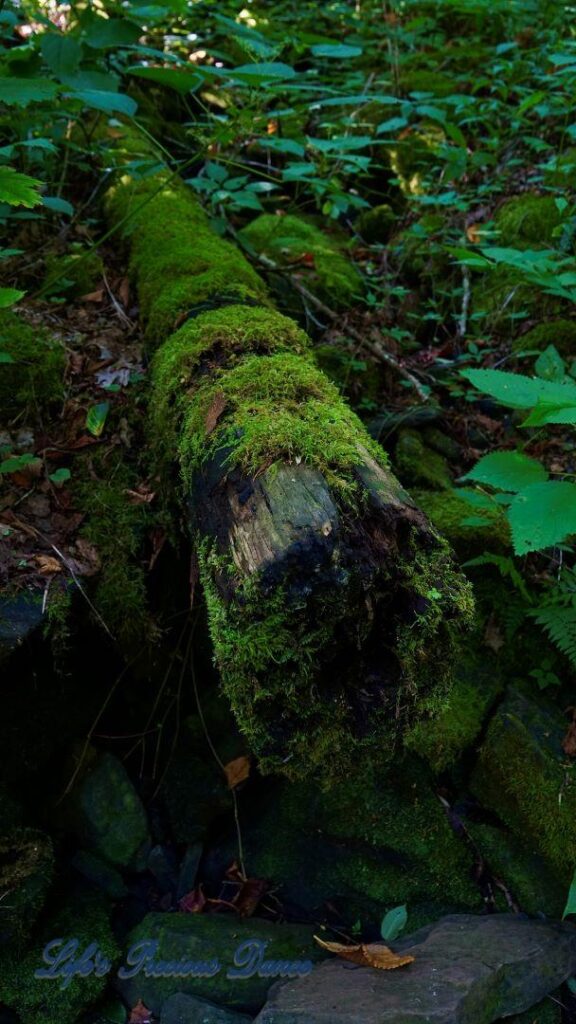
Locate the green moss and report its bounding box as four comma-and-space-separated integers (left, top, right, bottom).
0, 310, 65, 419
0, 828, 53, 948
411, 488, 509, 558
471, 688, 576, 882
404, 653, 502, 771
238, 213, 363, 310
399, 69, 457, 98
394, 429, 452, 490
43, 246, 103, 298
239, 760, 480, 923
356, 203, 397, 244
512, 319, 576, 356
473, 266, 565, 331
388, 125, 445, 194
155, 349, 387, 492
105, 172, 267, 345
494, 195, 564, 249
0, 893, 118, 1024
466, 821, 565, 918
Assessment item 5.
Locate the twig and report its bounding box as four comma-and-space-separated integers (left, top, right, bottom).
457, 263, 471, 339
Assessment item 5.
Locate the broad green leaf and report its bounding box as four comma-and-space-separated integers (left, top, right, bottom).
461, 368, 576, 409
563, 867, 576, 919
67, 90, 137, 116
42, 196, 74, 215
256, 137, 306, 156
0, 167, 43, 208
86, 402, 110, 437
377, 117, 409, 134
380, 905, 407, 942
49, 467, 71, 484
0, 288, 25, 308
311, 43, 363, 58
83, 16, 143, 49
228, 62, 296, 83
508, 482, 576, 555
534, 345, 565, 382
523, 404, 576, 426
41, 33, 82, 78
0, 352, 14, 363
462, 452, 548, 492
0, 453, 36, 474
0, 78, 59, 107
128, 67, 200, 94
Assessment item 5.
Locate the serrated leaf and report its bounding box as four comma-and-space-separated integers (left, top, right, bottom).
0, 167, 43, 209
461, 368, 576, 410
462, 452, 548, 492
380, 904, 407, 942
0, 78, 59, 106
508, 481, 576, 555
41, 33, 82, 78
86, 402, 110, 437
0, 288, 25, 308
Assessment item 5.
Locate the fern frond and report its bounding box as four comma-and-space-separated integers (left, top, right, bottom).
529, 606, 576, 668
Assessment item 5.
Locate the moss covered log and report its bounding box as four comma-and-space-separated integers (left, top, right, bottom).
104, 125, 473, 779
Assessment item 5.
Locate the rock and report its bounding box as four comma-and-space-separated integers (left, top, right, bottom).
177, 843, 203, 900
254, 914, 576, 1024
161, 992, 253, 1023
0, 590, 44, 663
62, 750, 149, 868
205, 761, 479, 926
71, 849, 128, 899
509, 995, 561, 1023
116, 912, 322, 1015
471, 689, 576, 883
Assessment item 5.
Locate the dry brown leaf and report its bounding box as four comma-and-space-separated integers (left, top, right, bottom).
34, 554, 62, 575
178, 885, 206, 913
466, 223, 482, 244
483, 615, 504, 654
205, 391, 228, 435
314, 936, 415, 970
224, 755, 251, 789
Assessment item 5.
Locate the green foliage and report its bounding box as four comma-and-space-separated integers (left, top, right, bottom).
380, 904, 408, 941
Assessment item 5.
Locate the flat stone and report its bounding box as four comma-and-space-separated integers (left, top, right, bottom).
161, 992, 253, 1023
254, 914, 576, 1024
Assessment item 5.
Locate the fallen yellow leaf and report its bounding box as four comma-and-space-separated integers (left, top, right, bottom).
314, 936, 415, 970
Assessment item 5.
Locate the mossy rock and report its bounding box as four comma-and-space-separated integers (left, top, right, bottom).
472, 266, 565, 333
508, 996, 562, 1024
494, 195, 565, 250
471, 688, 576, 883
404, 652, 503, 772
222, 760, 480, 925
43, 246, 103, 298
116, 913, 323, 1015
0, 892, 118, 1024
0, 828, 53, 948
57, 749, 149, 869
387, 125, 445, 194
466, 821, 565, 919
512, 319, 576, 356
394, 429, 452, 490
411, 488, 509, 558
238, 213, 363, 311
105, 172, 268, 345
355, 203, 397, 244
0, 310, 65, 419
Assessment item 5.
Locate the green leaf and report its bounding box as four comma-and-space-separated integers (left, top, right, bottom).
0, 78, 59, 106
42, 196, 74, 216
0, 288, 25, 308
86, 402, 110, 437
534, 345, 565, 382
0, 453, 36, 474
563, 867, 576, 919
67, 90, 138, 116
83, 16, 143, 49
0, 352, 14, 363
508, 482, 576, 555
461, 368, 576, 410
49, 467, 71, 484
41, 33, 82, 78
0, 167, 43, 209
228, 62, 296, 84
461, 452, 548, 492
522, 403, 576, 426
380, 905, 407, 942
128, 67, 199, 94
311, 43, 363, 58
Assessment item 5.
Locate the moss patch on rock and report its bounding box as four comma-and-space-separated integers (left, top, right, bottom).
355, 203, 397, 244
472, 266, 565, 333
238, 213, 363, 310
471, 688, 576, 883
494, 195, 564, 249
0, 310, 65, 419
512, 319, 576, 356
411, 488, 509, 558
394, 429, 452, 490
0, 828, 53, 948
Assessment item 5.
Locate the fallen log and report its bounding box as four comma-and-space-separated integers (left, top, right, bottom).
104, 127, 474, 779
